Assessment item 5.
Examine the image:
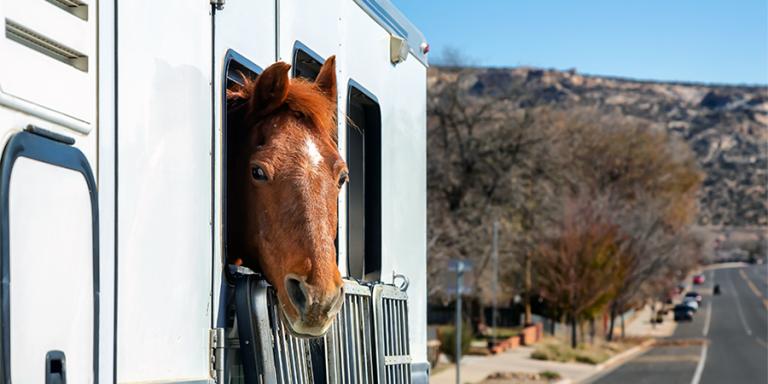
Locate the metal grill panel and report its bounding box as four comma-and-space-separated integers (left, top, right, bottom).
373, 285, 412, 384
325, 280, 375, 384
232, 273, 413, 384
266, 289, 314, 384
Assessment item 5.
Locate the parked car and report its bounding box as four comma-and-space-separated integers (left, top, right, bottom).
685, 291, 703, 303
683, 298, 699, 312
693, 274, 705, 285
674, 304, 694, 321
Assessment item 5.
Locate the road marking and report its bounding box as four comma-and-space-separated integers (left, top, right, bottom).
633, 354, 701, 363
729, 271, 753, 336
739, 269, 763, 298
702, 301, 712, 337
690, 343, 708, 384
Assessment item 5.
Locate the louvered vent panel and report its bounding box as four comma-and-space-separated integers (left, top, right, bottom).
1, 0, 95, 131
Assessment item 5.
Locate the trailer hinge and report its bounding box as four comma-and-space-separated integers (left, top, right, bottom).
210, 328, 225, 383
210, 0, 224, 10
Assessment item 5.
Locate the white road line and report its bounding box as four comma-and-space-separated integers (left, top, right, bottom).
702, 301, 712, 337
728, 270, 753, 336
690, 343, 708, 384
703, 270, 713, 336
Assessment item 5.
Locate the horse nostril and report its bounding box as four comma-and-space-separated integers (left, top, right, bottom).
286, 277, 307, 314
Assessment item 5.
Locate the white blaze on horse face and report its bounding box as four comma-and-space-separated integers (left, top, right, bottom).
305, 138, 322, 168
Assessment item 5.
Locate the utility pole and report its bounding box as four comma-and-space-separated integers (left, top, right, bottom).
455, 261, 464, 384
524, 253, 532, 325
449, 260, 471, 384
492, 220, 499, 347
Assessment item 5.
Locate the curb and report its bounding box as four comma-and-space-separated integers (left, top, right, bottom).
575, 339, 656, 384
593, 338, 656, 372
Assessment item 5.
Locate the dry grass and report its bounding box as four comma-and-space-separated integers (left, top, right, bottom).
530, 336, 647, 365
480, 370, 562, 383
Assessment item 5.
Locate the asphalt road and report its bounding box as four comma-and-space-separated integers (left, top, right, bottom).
590, 264, 768, 384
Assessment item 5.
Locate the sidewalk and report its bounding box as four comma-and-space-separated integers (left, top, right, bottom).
429, 346, 597, 384
430, 307, 674, 384
623, 304, 676, 338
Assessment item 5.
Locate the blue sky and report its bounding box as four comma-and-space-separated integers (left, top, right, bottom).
391, 0, 768, 85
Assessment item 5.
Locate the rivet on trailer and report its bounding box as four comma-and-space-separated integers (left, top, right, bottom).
0, 0, 428, 383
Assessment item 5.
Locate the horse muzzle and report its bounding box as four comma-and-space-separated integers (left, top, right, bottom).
281, 275, 344, 338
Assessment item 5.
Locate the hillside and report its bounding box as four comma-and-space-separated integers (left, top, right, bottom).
428, 67, 768, 227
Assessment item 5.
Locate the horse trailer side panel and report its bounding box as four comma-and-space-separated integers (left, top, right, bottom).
116, 1, 213, 382
96, 0, 117, 382
339, 1, 428, 367
377, 55, 428, 371
277, 0, 342, 64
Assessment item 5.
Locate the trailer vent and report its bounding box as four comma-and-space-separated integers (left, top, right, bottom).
45, 0, 88, 21
373, 285, 412, 384
5, 19, 88, 72
266, 290, 315, 383
324, 281, 375, 383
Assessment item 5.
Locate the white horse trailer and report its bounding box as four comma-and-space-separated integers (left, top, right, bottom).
0, 0, 428, 383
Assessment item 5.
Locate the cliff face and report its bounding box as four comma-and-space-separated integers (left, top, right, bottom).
429, 67, 768, 227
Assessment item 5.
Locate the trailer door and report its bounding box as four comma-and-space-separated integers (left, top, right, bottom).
1, 130, 99, 384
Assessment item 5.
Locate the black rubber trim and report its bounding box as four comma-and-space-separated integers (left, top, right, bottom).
291, 41, 324, 80
0, 131, 99, 383
25, 125, 75, 145
222, 49, 262, 276
234, 274, 264, 383
345, 79, 382, 279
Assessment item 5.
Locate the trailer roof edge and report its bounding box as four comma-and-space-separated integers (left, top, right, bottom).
353, 0, 429, 67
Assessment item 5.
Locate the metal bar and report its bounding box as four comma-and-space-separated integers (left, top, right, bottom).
351, 295, 360, 381
492, 220, 499, 347
456, 263, 464, 384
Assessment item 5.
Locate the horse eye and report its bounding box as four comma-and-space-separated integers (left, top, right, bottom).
338, 172, 348, 189
252, 166, 268, 182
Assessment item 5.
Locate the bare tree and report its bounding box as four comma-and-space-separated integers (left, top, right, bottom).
426, 65, 560, 315
534, 195, 624, 348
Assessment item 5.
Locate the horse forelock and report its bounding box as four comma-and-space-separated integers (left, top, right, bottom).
228, 75, 338, 144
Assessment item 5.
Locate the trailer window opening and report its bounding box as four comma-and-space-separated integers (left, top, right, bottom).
292, 45, 323, 80
346, 84, 382, 281
223, 52, 262, 268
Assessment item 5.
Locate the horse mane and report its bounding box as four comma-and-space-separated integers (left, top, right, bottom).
227, 74, 337, 142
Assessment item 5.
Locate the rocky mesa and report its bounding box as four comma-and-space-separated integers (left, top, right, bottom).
428, 66, 768, 227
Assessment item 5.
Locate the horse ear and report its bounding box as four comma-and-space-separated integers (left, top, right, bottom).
315, 55, 337, 102
250, 61, 291, 116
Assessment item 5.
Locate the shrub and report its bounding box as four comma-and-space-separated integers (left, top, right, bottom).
539, 370, 562, 380
438, 320, 473, 362
574, 349, 610, 364
530, 350, 551, 361
531, 340, 575, 362
531, 338, 612, 365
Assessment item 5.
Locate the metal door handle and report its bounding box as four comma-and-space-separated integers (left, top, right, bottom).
45, 350, 66, 384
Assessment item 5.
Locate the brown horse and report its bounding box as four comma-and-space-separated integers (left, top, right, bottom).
227, 57, 346, 337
